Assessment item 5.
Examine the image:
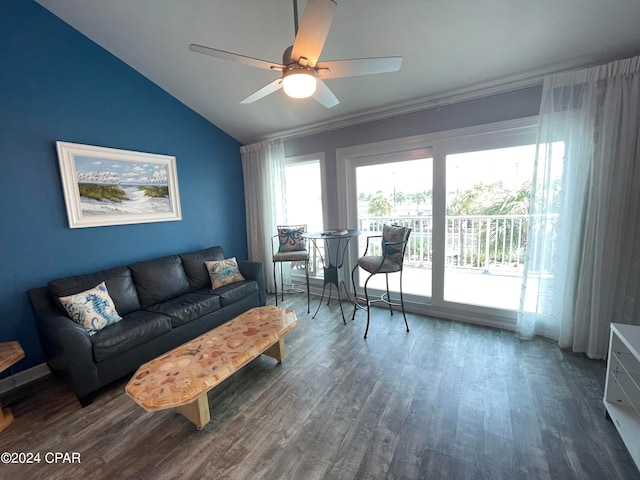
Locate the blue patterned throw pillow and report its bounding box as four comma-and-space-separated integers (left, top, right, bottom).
278, 227, 306, 252
59, 282, 122, 335
382, 224, 409, 265
205, 257, 245, 289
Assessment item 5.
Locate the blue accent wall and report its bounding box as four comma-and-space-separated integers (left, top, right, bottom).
0, 0, 247, 372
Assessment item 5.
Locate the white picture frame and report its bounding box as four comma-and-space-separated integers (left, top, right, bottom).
56, 141, 182, 228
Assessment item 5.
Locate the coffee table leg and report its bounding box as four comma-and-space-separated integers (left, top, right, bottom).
176, 391, 210, 429
263, 337, 286, 362
0, 403, 14, 432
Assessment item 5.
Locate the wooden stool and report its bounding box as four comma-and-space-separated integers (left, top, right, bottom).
0, 341, 25, 432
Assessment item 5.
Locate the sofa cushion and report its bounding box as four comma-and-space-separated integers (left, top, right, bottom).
211, 280, 259, 307
129, 255, 192, 308
91, 310, 172, 363
48, 265, 140, 315
146, 292, 221, 328
180, 246, 226, 290
205, 257, 245, 289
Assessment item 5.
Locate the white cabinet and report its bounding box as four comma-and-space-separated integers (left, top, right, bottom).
604, 323, 640, 470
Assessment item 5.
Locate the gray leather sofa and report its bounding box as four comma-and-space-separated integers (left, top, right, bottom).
28, 246, 265, 406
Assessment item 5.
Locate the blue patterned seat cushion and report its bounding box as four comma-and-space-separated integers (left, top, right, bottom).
59, 282, 122, 335
273, 250, 309, 262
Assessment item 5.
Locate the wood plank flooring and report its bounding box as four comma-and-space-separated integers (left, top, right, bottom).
0, 295, 637, 479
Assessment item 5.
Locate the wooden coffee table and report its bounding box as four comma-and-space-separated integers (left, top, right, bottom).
126, 306, 298, 429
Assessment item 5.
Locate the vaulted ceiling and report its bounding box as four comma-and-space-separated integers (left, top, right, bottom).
37, 0, 640, 144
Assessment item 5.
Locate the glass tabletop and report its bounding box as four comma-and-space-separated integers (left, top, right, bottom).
303, 229, 361, 239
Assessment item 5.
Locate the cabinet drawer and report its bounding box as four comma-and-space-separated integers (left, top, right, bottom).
606, 323, 640, 471
609, 351, 640, 414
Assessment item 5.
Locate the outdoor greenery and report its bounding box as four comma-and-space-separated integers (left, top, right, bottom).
361, 182, 532, 268
447, 182, 531, 216
367, 192, 393, 216
362, 190, 434, 216
362, 182, 529, 217
445, 182, 531, 267
78, 183, 128, 202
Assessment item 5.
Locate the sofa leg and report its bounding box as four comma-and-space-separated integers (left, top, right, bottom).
77, 394, 93, 407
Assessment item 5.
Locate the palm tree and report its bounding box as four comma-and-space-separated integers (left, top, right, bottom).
368, 192, 393, 216
447, 182, 531, 266
394, 191, 406, 205
414, 192, 426, 212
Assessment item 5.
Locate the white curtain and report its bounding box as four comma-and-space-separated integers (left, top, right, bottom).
240, 139, 286, 294
518, 55, 640, 359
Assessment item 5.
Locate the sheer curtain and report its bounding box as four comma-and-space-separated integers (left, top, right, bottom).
518, 55, 640, 359
240, 139, 286, 294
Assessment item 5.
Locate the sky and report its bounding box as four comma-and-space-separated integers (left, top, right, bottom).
74, 156, 168, 185
355, 144, 537, 197
357, 159, 431, 196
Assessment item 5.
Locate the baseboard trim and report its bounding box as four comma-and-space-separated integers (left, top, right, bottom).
0, 363, 51, 395
303, 284, 517, 331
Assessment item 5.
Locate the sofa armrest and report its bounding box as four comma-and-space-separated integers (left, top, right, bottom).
28, 287, 100, 397
237, 261, 266, 306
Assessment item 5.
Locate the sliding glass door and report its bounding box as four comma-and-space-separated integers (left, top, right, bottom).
339, 118, 538, 325
354, 156, 433, 297
444, 145, 535, 309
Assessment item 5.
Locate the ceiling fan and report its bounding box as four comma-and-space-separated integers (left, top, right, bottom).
188, 0, 402, 108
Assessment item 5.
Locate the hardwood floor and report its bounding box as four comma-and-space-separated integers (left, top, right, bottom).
0, 295, 637, 479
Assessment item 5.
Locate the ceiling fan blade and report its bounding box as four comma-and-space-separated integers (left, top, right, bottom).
189, 44, 284, 71
239, 78, 283, 104
313, 79, 339, 108
316, 56, 403, 79
290, 0, 337, 68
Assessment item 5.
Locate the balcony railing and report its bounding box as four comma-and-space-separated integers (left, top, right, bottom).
357, 215, 530, 273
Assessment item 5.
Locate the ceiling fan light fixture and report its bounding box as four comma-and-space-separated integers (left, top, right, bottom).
282, 68, 317, 99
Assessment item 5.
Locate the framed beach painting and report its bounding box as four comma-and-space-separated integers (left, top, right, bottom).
56, 141, 182, 228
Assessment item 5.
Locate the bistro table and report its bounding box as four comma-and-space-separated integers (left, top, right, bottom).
303, 229, 361, 322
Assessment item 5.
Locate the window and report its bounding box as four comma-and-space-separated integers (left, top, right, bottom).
284, 155, 325, 230
284, 153, 326, 276
354, 155, 433, 298
444, 144, 535, 309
